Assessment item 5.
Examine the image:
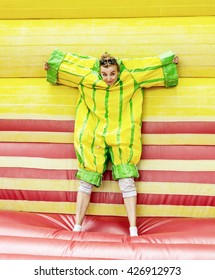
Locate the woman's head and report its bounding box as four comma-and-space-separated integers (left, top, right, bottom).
99, 52, 120, 86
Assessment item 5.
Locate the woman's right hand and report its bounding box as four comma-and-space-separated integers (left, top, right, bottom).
173, 56, 179, 64
43, 62, 50, 71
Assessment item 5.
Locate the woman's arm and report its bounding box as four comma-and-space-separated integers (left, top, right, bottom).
44, 49, 97, 87
121, 51, 179, 88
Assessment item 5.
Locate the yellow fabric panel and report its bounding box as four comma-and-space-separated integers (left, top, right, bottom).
87, 204, 215, 218
1, 17, 215, 78
142, 134, 215, 146
143, 116, 215, 122
1, 157, 215, 172
1, 178, 215, 197
143, 107, 215, 119
100, 181, 215, 197
136, 205, 215, 218
0, 178, 79, 191
1, 76, 215, 122
0, 156, 76, 170
0, 200, 76, 214
0, 104, 75, 117
1, 132, 215, 146
0, 0, 214, 19
0, 132, 73, 144
137, 182, 215, 196
0, 200, 214, 218
0, 78, 77, 120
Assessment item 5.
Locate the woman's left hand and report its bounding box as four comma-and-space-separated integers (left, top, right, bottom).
43, 62, 50, 71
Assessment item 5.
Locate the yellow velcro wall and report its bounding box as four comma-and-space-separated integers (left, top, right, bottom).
0, 0, 215, 217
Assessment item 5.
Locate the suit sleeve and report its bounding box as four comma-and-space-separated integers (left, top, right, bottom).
121, 51, 178, 88
46, 49, 97, 87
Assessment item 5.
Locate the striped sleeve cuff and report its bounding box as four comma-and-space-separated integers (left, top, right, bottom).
46, 49, 65, 84
159, 51, 179, 87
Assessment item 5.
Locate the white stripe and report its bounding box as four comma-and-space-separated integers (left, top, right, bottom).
0, 156, 77, 169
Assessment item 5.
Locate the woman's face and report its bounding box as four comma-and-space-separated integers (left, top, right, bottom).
100, 65, 119, 86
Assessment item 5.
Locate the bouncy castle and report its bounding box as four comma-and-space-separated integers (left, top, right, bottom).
0, 0, 215, 259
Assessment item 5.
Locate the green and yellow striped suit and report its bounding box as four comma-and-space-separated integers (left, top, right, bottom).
47, 49, 178, 186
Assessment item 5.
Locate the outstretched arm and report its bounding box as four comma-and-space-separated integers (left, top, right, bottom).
121, 51, 179, 88
44, 49, 97, 87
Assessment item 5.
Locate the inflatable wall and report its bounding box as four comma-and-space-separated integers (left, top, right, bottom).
0, 0, 215, 260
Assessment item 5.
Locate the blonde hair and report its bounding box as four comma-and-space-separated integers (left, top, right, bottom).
100, 52, 113, 60
100, 52, 120, 72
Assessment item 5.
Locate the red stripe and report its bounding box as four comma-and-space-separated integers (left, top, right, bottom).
0, 119, 74, 132
141, 146, 215, 160
2, 120, 215, 134
91, 192, 215, 206
0, 189, 214, 207
91, 192, 123, 204
2, 144, 215, 160
0, 168, 77, 180
0, 143, 76, 158
1, 168, 215, 184
137, 193, 215, 207
0, 189, 77, 202
138, 170, 215, 184
142, 121, 215, 134
106, 170, 215, 184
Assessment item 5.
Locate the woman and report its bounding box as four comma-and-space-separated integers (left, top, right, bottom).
44, 50, 179, 236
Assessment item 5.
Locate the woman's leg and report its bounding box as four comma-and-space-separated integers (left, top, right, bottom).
118, 178, 138, 236
124, 196, 138, 236
73, 180, 93, 231
123, 196, 137, 227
